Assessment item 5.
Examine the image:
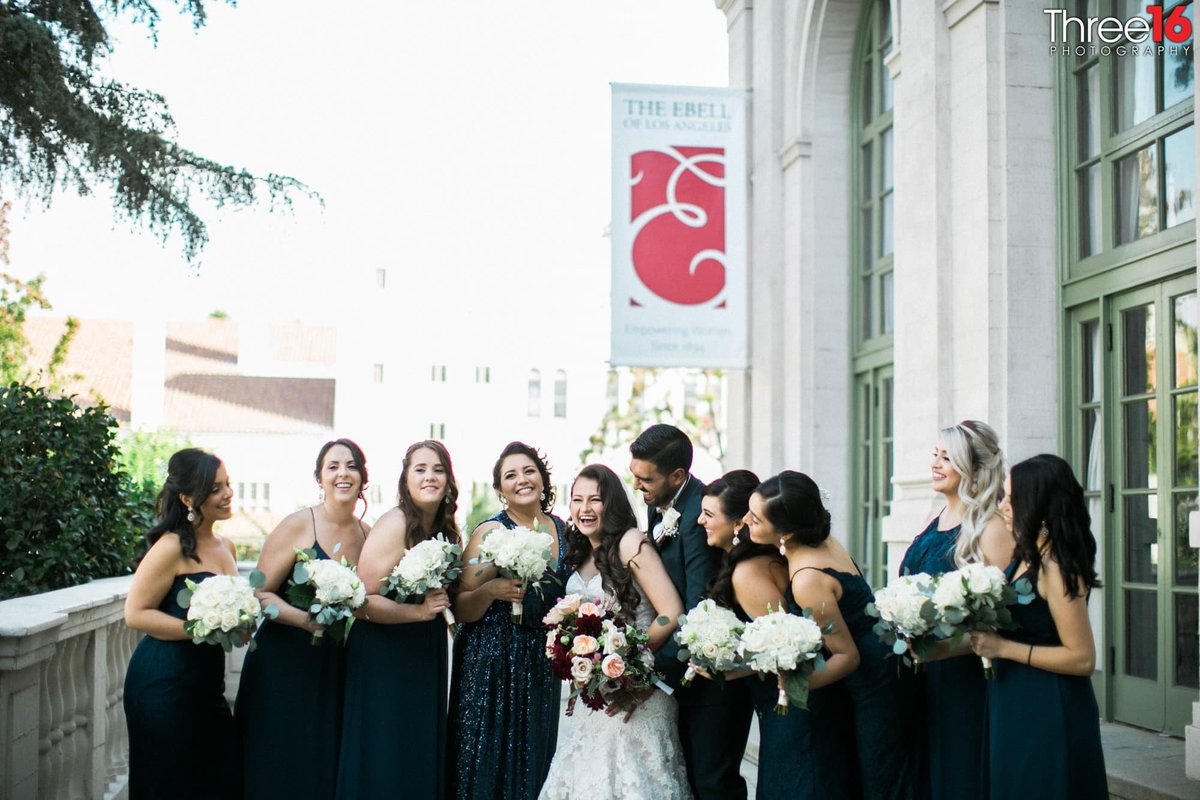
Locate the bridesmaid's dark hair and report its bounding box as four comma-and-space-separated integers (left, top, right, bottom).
756, 471, 831, 547
1009, 454, 1101, 598
314, 437, 370, 519
491, 441, 556, 513
563, 464, 644, 616
704, 470, 783, 610
397, 440, 461, 549
144, 448, 222, 564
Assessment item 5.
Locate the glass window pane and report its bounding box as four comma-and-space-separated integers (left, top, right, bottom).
881, 270, 894, 333
1176, 293, 1198, 388
1123, 303, 1157, 395
879, 0, 892, 46
1125, 494, 1160, 583
1164, 126, 1196, 229
1115, 50, 1157, 132
861, 142, 874, 197
1176, 393, 1198, 485
1078, 66, 1100, 159
1084, 407, 1102, 490
1176, 593, 1199, 688
1124, 399, 1158, 488
861, 208, 874, 273
1116, 145, 1160, 244
883, 376, 894, 436
1083, 319, 1100, 402
881, 191, 894, 257
1079, 164, 1102, 257
881, 128, 893, 191
1163, 4, 1195, 109
861, 56, 874, 123
861, 276, 873, 341
879, 56, 893, 113
1176, 494, 1200, 585
1126, 590, 1159, 679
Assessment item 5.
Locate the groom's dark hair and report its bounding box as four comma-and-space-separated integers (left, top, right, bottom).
630, 423, 693, 476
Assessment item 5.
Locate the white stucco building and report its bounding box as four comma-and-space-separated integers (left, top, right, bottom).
714, 0, 1199, 749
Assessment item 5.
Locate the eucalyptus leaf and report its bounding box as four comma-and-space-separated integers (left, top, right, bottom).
783, 671, 811, 710
176, 588, 193, 609
248, 569, 266, 589
293, 563, 310, 584
892, 639, 908, 656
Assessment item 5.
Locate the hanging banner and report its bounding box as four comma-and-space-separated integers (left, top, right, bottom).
610, 83, 748, 368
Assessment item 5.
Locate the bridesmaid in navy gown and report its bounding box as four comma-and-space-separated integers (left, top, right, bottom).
748, 470, 913, 800
335, 440, 458, 796
898, 421, 1010, 800
235, 439, 368, 799
123, 448, 240, 799
447, 441, 568, 799
970, 455, 1107, 799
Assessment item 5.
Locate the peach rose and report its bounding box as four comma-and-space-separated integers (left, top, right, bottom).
572, 635, 600, 656
601, 653, 626, 678
578, 601, 603, 618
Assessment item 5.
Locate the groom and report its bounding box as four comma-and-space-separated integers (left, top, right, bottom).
630, 423, 749, 800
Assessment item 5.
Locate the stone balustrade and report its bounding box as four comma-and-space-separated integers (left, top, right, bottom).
0, 571, 250, 800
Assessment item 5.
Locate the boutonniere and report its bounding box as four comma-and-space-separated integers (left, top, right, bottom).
660, 506, 682, 539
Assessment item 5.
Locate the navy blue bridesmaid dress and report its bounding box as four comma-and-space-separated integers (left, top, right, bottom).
985, 566, 1107, 799
819, 566, 915, 800
751, 590, 858, 800
123, 571, 238, 799
445, 511, 567, 800
236, 540, 344, 799
898, 516, 986, 800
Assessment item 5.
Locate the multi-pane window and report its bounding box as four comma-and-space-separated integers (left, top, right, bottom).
373, 363, 384, 383
236, 482, 271, 513
1067, 0, 1194, 265
429, 422, 446, 439
554, 370, 567, 418
855, 0, 894, 345
431, 365, 447, 382
375, 268, 387, 288
528, 369, 542, 417
475, 366, 491, 383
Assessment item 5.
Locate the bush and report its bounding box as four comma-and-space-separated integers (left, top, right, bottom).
0, 382, 150, 599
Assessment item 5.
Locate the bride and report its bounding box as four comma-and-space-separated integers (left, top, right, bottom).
538, 464, 693, 800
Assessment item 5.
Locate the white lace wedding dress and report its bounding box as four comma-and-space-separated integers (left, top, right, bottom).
537, 572, 693, 800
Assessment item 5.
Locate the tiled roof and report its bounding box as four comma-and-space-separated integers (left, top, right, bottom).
21, 317, 335, 434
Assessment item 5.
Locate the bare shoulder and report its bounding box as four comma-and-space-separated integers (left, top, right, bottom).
270, 508, 315, 541
619, 528, 652, 561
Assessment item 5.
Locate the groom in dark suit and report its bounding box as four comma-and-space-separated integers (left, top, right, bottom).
630, 423, 749, 800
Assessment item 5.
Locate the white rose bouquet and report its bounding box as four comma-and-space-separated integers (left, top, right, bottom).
738, 607, 830, 714
866, 572, 938, 670
178, 573, 264, 652
474, 525, 554, 623
382, 534, 463, 633
932, 562, 1032, 678
542, 594, 662, 715
674, 599, 745, 686
285, 547, 367, 645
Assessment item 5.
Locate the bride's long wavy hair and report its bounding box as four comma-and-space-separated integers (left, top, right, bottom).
563, 464, 644, 615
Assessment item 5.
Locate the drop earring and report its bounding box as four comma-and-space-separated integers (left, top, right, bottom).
318, 488, 326, 503
186, 506, 196, 523
732, 526, 742, 546
444, 494, 451, 506
778, 538, 787, 556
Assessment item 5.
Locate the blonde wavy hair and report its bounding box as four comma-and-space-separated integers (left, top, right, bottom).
940, 420, 1006, 568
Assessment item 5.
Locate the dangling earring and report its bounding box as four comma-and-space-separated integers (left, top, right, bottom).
778, 537, 788, 556
444, 494, 451, 506
732, 526, 742, 546
1039, 521, 1049, 538
186, 506, 196, 523
318, 487, 326, 503
499, 495, 508, 509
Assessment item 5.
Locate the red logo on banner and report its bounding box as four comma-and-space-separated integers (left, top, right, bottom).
629, 146, 726, 307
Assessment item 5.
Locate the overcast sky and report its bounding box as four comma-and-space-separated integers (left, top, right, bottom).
10, 0, 729, 346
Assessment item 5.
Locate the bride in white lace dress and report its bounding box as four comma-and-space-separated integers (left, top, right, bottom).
538, 465, 693, 800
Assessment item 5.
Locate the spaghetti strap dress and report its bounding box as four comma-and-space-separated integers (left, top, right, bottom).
984, 565, 1107, 799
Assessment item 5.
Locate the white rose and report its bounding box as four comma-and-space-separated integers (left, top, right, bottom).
570, 657, 594, 682
220, 610, 240, 630
604, 630, 628, 655
202, 611, 222, 630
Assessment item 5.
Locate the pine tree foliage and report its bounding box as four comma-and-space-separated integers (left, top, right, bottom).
0, 0, 317, 260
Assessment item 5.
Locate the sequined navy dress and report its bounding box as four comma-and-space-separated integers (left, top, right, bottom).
446, 511, 567, 800
898, 516, 985, 800
236, 540, 344, 799
123, 571, 238, 799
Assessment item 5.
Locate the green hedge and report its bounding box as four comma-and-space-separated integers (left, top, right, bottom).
0, 382, 153, 600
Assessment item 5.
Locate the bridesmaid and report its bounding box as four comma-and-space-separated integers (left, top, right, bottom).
236, 439, 369, 799
969, 454, 1107, 799
123, 448, 240, 799
748, 471, 914, 800
698, 470, 804, 800
446, 441, 568, 799
335, 440, 457, 796
898, 420, 1010, 799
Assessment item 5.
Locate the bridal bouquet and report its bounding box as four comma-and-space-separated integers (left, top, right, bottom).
178, 572, 264, 652
285, 548, 367, 645
543, 594, 661, 715
382, 534, 463, 633
674, 599, 745, 686
475, 525, 554, 623
738, 607, 830, 715
931, 562, 1032, 678
866, 572, 938, 670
